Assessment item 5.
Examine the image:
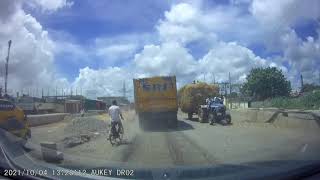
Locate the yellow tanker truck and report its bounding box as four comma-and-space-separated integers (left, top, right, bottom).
133, 76, 178, 130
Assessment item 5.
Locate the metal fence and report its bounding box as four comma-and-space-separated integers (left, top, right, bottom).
224, 97, 251, 109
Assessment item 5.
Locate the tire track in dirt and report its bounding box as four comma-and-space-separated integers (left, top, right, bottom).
120, 134, 140, 162
165, 132, 184, 165
118, 129, 221, 166
165, 131, 221, 165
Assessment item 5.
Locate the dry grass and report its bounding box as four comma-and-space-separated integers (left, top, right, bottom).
178, 82, 219, 113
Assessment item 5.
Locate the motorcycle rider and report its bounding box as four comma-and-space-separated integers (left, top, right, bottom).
206, 97, 211, 105
108, 100, 124, 137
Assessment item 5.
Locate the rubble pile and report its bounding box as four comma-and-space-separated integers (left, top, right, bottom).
62, 117, 109, 148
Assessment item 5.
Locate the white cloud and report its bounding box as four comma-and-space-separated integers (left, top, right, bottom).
2, 0, 318, 99
157, 2, 262, 47
250, 0, 320, 27
0, 0, 67, 96
26, 0, 74, 12
96, 44, 138, 63
133, 42, 198, 83
53, 40, 89, 62
281, 30, 320, 84
47, 1, 320, 98
52, 33, 155, 66
250, 0, 320, 50
72, 67, 132, 99
198, 41, 281, 83
248, 0, 320, 85
68, 2, 294, 97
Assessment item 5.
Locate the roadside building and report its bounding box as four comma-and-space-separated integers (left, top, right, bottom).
97, 96, 129, 107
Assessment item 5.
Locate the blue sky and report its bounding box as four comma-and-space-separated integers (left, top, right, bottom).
25, 0, 171, 80
1, 0, 319, 98
27, 0, 170, 42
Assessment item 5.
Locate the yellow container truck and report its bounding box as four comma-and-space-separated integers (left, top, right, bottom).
133, 76, 178, 129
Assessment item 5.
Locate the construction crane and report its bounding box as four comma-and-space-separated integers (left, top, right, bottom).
4, 40, 12, 95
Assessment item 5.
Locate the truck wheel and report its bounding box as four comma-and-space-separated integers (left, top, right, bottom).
168, 119, 178, 129
225, 114, 232, 124
168, 113, 178, 129
187, 112, 193, 120
198, 108, 206, 123
139, 119, 146, 130
208, 113, 215, 125
138, 114, 147, 130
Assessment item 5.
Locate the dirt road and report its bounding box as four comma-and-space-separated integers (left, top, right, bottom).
28, 110, 320, 168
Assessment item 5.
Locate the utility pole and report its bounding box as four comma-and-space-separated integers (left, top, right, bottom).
120, 81, 131, 99
211, 73, 215, 84
224, 83, 227, 96
300, 74, 304, 92
4, 40, 12, 95
229, 72, 231, 95
123, 82, 126, 98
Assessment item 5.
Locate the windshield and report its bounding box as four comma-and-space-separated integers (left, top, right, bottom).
0, 0, 320, 179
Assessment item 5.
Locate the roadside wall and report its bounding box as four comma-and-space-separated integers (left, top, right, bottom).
230, 108, 320, 131
27, 113, 69, 127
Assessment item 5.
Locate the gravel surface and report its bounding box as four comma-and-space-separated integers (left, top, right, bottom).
64, 117, 109, 136
28, 110, 320, 168
61, 116, 110, 148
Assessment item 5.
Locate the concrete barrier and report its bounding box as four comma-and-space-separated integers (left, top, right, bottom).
230, 108, 320, 130
86, 110, 106, 115
27, 113, 69, 127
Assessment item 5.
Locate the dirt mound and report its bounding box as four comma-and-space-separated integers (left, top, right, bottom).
64, 117, 109, 136
63, 117, 109, 148
178, 82, 219, 113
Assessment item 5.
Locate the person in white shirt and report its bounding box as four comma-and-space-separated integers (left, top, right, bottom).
108, 100, 124, 136
80, 107, 85, 117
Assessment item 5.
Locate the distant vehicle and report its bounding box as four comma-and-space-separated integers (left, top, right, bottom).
198, 97, 231, 125
0, 99, 31, 145
133, 76, 178, 130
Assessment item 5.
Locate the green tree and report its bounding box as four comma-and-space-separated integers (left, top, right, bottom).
241, 67, 291, 100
